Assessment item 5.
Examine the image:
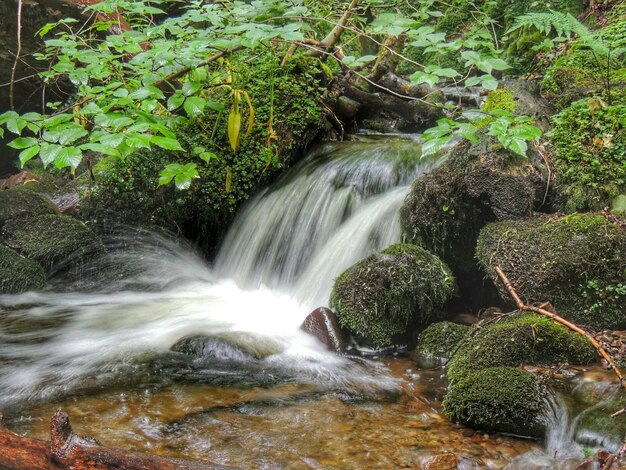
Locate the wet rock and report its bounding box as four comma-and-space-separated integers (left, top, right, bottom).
301, 307, 347, 352
2, 212, 104, 274
0, 244, 46, 294
171, 332, 283, 361
423, 453, 458, 470
443, 367, 546, 438
477, 214, 626, 329
171, 335, 255, 361
330, 243, 454, 349
0, 185, 58, 225
413, 321, 469, 361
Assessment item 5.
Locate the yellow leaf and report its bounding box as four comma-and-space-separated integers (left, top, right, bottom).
587, 97, 607, 116
228, 108, 241, 151
242, 90, 255, 136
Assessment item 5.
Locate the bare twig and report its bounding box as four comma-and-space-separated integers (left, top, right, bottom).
9, 0, 23, 110
495, 266, 625, 384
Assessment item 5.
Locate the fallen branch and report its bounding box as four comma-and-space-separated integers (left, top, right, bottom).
495, 266, 625, 384
0, 410, 228, 470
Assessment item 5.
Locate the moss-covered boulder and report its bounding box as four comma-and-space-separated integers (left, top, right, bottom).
548, 100, 626, 212
443, 367, 547, 438
329, 244, 454, 348
400, 134, 545, 291
414, 321, 469, 360
0, 245, 46, 294
84, 53, 327, 251
0, 185, 57, 226
477, 214, 626, 329
447, 312, 596, 383
2, 213, 104, 273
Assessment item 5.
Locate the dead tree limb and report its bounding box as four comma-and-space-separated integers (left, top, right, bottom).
0, 410, 228, 470
307, 0, 361, 57
495, 266, 625, 384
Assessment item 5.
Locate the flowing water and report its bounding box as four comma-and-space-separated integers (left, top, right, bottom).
0, 136, 620, 468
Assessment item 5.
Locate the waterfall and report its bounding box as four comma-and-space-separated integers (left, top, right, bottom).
215, 137, 443, 307
0, 136, 439, 409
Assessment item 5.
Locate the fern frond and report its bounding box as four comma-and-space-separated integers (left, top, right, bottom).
507, 11, 589, 40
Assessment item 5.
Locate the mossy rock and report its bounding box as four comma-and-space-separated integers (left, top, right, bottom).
548, 100, 626, 212
2, 213, 104, 273
0, 244, 46, 294
329, 243, 454, 348
400, 134, 545, 288
414, 321, 469, 359
0, 186, 57, 226
83, 52, 327, 251
443, 366, 546, 438
447, 312, 596, 383
477, 214, 626, 329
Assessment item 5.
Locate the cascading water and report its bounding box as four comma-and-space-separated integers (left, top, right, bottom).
215, 138, 444, 306
0, 136, 439, 411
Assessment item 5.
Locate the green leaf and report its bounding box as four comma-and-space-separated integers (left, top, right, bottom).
421, 136, 451, 157
39, 142, 63, 168
504, 138, 528, 156
58, 126, 88, 145
184, 96, 206, 117
158, 162, 199, 190
8, 137, 38, 149
167, 93, 185, 111
151, 136, 184, 151
18, 145, 41, 166
55, 147, 83, 169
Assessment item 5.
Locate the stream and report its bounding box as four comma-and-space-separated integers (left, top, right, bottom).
0, 136, 623, 468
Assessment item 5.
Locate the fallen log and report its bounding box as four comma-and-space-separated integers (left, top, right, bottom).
0, 410, 228, 470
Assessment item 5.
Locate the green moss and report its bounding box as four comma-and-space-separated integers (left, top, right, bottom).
477, 214, 626, 329
415, 321, 470, 359
0, 244, 46, 294
329, 243, 454, 348
84, 52, 326, 249
548, 100, 626, 212
447, 312, 596, 383
0, 186, 57, 225
2, 213, 104, 273
443, 367, 546, 437
482, 89, 517, 114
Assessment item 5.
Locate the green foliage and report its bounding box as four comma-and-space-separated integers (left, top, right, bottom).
329, 244, 454, 348
0, 245, 46, 294
85, 52, 325, 241
477, 214, 626, 329
508, 10, 589, 40
443, 366, 546, 437
549, 99, 626, 211
447, 312, 596, 383
0, 0, 312, 180
415, 321, 469, 359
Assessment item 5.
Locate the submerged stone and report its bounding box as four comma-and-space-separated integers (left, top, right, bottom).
329, 243, 454, 348
477, 214, 626, 329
